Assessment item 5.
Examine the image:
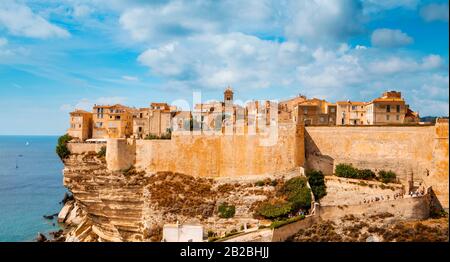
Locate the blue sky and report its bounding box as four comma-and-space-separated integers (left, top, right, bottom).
0, 0, 448, 135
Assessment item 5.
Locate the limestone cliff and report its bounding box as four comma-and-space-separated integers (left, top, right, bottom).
60, 151, 298, 242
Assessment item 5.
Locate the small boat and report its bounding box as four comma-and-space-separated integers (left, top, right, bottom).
18, 154, 23, 157
25, 142, 29, 146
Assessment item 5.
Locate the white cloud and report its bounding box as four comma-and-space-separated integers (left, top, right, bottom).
420, 3, 449, 22
0, 37, 14, 57
122, 75, 139, 81
60, 97, 127, 112
285, 0, 364, 43
362, 0, 419, 13
371, 28, 413, 47
72, 4, 93, 18
368, 54, 443, 74
355, 45, 368, 50
138, 33, 311, 90
421, 54, 444, 70
0, 37, 7, 46
0, 1, 70, 39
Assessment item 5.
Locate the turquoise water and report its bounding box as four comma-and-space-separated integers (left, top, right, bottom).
0, 136, 66, 242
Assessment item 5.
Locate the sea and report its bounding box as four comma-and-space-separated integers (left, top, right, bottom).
0, 136, 67, 242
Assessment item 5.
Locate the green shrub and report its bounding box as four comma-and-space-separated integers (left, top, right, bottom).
144, 134, 159, 140
335, 164, 377, 181
357, 169, 376, 180
56, 134, 72, 160
270, 215, 305, 229
287, 186, 312, 210
280, 177, 312, 210
335, 163, 359, 178
256, 201, 293, 219
97, 146, 106, 158
378, 170, 397, 183
280, 177, 307, 195
218, 202, 236, 218
306, 170, 327, 200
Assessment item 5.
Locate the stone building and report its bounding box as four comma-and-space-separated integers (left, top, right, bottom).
336, 101, 366, 125
327, 103, 337, 125
293, 98, 335, 126
68, 110, 92, 141
279, 95, 307, 114
404, 107, 420, 123
365, 91, 408, 125
92, 104, 134, 139
132, 103, 173, 138
132, 107, 150, 139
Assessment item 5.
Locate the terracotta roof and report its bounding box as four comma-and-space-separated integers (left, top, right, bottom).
70, 110, 91, 115
372, 98, 404, 102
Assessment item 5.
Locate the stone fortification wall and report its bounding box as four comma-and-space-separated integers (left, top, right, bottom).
106, 123, 305, 177
319, 194, 431, 221
304, 123, 448, 208
67, 142, 104, 154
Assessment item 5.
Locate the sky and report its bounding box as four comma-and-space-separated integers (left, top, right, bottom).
0, 0, 448, 135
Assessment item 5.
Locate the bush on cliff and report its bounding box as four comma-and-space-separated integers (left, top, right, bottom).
256, 176, 312, 219
56, 134, 72, 160
357, 169, 376, 180
335, 164, 377, 181
335, 163, 359, 179
218, 202, 236, 218
306, 170, 327, 200
256, 200, 293, 219
378, 170, 397, 183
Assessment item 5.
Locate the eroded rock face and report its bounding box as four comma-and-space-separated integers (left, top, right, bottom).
61, 152, 288, 242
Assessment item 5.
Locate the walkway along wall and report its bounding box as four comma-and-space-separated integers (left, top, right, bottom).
304, 123, 449, 209
271, 194, 431, 242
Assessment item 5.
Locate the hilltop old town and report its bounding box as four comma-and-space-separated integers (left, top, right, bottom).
67, 88, 421, 141
56, 87, 448, 243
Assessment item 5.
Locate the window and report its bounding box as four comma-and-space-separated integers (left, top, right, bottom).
352, 106, 357, 110
396, 105, 400, 112
330, 108, 335, 113
396, 115, 400, 120
138, 127, 142, 132
386, 115, 390, 120
320, 116, 324, 122
139, 113, 143, 118
353, 120, 357, 125
303, 108, 308, 114
387, 105, 391, 112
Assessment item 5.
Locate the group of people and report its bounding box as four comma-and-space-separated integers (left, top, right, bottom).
408, 186, 426, 198
361, 192, 404, 204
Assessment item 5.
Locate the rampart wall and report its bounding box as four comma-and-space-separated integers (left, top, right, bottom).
304, 122, 448, 208
104, 123, 304, 177
67, 142, 104, 154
